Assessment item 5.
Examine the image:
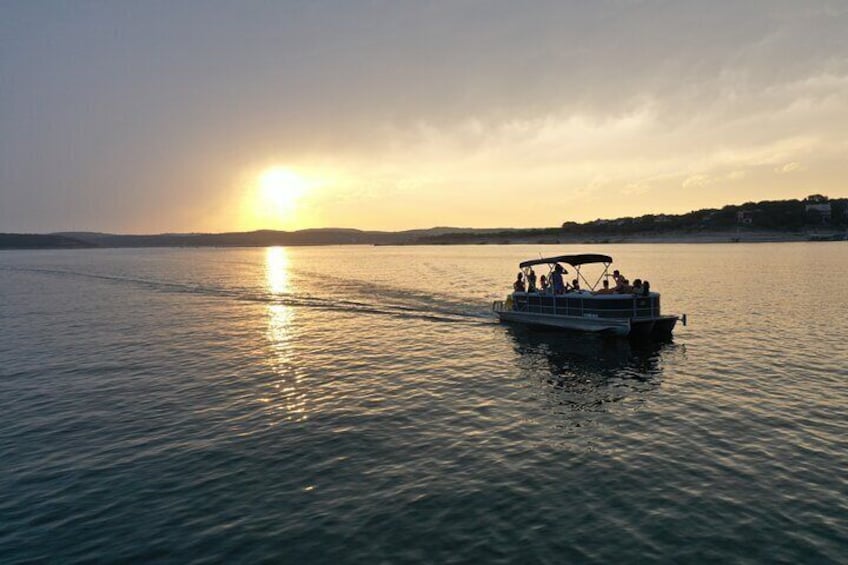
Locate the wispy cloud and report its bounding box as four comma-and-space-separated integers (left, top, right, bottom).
777, 162, 804, 173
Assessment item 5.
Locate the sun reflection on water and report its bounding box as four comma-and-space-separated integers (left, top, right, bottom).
263, 246, 307, 422
266, 246, 290, 295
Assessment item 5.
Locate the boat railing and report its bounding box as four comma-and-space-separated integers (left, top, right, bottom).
509, 293, 661, 319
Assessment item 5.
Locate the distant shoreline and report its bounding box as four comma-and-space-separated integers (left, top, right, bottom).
4, 194, 847, 249
385, 230, 847, 246
2, 228, 846, 250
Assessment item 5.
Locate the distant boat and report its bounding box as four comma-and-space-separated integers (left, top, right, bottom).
493, 253, 685, 338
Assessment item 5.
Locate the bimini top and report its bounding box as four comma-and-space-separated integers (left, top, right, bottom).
519, 254, 612, 269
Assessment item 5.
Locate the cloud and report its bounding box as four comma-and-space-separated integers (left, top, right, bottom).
682, 175, 711, 188
777, 162, 804, 173
2, 1, 848, 231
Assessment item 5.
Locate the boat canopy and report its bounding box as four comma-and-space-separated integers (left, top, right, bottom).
519, 254, 612, 269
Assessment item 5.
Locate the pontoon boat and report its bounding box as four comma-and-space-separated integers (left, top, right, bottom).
492, 254, 684, 338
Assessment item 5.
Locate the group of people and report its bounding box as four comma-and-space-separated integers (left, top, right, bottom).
512, 267, 650, 296
602, 269, 650, 295
512, 265, 579, 294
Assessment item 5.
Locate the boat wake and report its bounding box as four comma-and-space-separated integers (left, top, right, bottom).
1, 265, 496, 326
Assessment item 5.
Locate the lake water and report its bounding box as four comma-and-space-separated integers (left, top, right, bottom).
1, 243, 847, 563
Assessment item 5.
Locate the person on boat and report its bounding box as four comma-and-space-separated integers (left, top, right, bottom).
539, 275, 549, 293
632, 279, 643, 294
595, 279, 614, 294
513, 273, 526, 293
526, 267, 537, 292
551, 264, 566, 294
613, 270, 628, 292
612, 269, 624, 287
571, 278, 580, 291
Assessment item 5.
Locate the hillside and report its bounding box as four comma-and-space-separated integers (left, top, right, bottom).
0, 233, 96, 249
3, 195, 846, 250
49, 227, 492, 248
412, 195, 848, 244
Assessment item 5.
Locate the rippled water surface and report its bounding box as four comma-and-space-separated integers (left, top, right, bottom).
2, 244, 847, 563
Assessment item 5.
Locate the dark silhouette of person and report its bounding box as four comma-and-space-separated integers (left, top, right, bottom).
551, 264, 566, 294
596, 279, 614, 294
513, 273, 526, 293
526, 267, 537, 292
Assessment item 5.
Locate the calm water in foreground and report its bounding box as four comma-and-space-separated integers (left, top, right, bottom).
1, 243, 847, 563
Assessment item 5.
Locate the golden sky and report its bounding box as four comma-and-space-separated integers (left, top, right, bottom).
2, 2, 847, 233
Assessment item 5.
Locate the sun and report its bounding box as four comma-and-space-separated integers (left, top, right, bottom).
259, 167, 308, 212
240, 164, 323, 230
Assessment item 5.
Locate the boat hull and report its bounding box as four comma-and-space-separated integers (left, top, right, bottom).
496, 310, 632, 336
630, 315, 678, 338
496, 310, 678, 338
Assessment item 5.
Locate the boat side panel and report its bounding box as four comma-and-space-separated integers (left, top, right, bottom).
512, 293, 658, 319
497, 311, 631, 336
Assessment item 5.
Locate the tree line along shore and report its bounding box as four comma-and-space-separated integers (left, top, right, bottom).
3, 195, 846, 250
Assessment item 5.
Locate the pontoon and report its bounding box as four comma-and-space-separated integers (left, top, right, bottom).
492, 254, 684, 338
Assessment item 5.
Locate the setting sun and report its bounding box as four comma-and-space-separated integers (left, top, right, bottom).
240, 166, 316, 230
259, 167, 308, 212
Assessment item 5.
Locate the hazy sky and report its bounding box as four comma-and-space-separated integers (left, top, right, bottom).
2, 1, 847, 233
